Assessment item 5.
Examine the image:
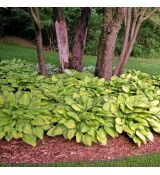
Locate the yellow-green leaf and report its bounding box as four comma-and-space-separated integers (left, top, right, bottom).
33, 127, 44, 140
64, 120, 76, 129
22, 134, 36, 147
82, 134, 92, 146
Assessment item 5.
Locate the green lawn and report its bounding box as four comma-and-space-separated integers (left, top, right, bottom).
1, 153, 160, 167
0, 42, 160, 75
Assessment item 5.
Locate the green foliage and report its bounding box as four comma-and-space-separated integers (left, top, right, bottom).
2, 59, 160, 147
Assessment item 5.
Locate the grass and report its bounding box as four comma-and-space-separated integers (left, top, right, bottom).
1, 153, 160, 167
1, 42, 160, 167
1, 42, 160, 75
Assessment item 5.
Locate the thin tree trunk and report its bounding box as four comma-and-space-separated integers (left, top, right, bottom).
95, 8, 126, 80
113, 7, 159, 76
113, 8, 145, 75
69, 7, 91, 71
30, 7, 47, 76
113, 8, 131, 76
119, 20, 142, 73
53, 8, 69, 72
35, 29, 48, 76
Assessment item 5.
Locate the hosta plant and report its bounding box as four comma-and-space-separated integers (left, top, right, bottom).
1, 59, 160, 147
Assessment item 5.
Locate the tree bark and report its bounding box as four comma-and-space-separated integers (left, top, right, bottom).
95, 8, 126, 80
53, 8, 69, 72
69, 7, 91, 71
113, 8, 131, 76
30, 7, 47, 76
113, 7, 159, 76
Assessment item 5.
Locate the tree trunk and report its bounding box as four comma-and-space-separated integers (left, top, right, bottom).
113, 7, 159, 76
95, 8, 126, 80
53, 8, 69, 72
113, 8, 131, 76
69, 7, 91, 71
30, 7, 47, 76
35, 29, 48, 76
113, 9, 144, 76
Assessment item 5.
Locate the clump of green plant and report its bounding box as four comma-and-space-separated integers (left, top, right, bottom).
1, 59, 160, 147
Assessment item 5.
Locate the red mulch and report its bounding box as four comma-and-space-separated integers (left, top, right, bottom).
1, 134, 160, 164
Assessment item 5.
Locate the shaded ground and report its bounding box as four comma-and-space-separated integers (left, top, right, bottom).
1, 134, 160, 164
0, 36, 35, 47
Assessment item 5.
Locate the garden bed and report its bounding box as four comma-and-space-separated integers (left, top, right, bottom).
1, 134, 160, 164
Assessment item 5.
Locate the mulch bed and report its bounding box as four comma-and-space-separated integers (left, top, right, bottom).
1, 134, 160, 164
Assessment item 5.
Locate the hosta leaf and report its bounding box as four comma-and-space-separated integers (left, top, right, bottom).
125, 97, 133, 110
64, 120, 76, 129
23, 123, 32, 134
117, 94, 124, 107
103, 102, 110, 111
67, 129, 76, 140
133, 136, 142, 147
99, 138, 108, 146
147, 131, 154, 142
5, 131, 13, 142
96, 117, 106, 125
0, 95, 5, 106
41, 125, 51, 131
115, 117, 122, 125
82, 134, 92, 146
0, 130, 5, 139
0, 118, 10, 126
80, 122, 90, 133
4, 124, 12, 132
149, 107, 160, 114
22, 134, 36, 147
152, 127, 160, 133
16, 122, 24, 132
122, 85, 130, 93
71, 104, 81, 112
96, 128, 106, 140
123, 125, 133, 135
50, 125, 63, 136
40, 117, 50, 125
31, 118, 45, 126
104, 127, 117, 138
33, 127, 44, 140
156, 90, 160, 95
150, 100, 159, 107
64, 97, 74, 105
110, 103, 119, 115
136, 130, 147, 144
87, 127, 95, 137
64, 69, 72, 75
115, 124, 123, 133
19, 93, 30, 106
76, 131, 82, 143
67, 112, 80, 122
51, 75, 58, 82
11, 130, 23, 139
7, 92, 15, 103
47, 127, 55, 136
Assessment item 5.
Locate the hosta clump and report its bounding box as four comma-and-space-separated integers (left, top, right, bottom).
31, 63, 59, 75
47, 95, 118, 146
0, 90, 54, 147
2, 59, 160, 147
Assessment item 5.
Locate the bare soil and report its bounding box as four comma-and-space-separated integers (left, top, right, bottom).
1, 134, 160, 164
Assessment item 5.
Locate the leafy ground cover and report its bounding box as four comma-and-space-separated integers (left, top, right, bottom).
1, 59, 160, 147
